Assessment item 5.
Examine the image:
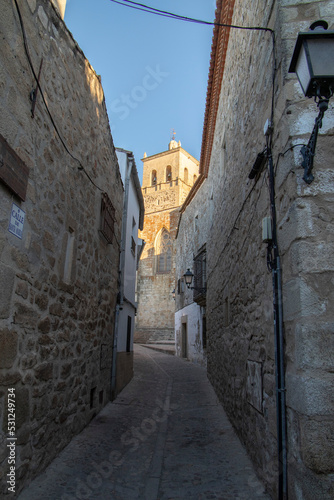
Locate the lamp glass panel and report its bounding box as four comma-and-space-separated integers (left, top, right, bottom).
184, 272, 192, 285
307, 38, 334, 76
295, 44, 310, 95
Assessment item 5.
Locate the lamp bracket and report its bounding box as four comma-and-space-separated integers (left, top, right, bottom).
314, 83, 333, 103
301, 97, 329, 184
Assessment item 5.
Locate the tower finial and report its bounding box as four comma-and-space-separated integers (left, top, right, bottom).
169, 129, 179, 150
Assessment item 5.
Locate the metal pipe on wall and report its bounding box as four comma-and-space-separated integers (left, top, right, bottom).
267, 147, 288, 500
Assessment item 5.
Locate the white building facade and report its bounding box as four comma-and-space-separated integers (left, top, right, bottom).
174, 175, 213, 365
112, 149, 144, 397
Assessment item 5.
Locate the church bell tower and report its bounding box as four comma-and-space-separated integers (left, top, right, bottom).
135, 137, 199, 344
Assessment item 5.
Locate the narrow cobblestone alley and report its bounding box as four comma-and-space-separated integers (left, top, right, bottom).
18, 346, 270, 500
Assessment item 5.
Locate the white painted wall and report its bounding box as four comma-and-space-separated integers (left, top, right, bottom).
175, 302, 206, 366
124, 176, 140, 306
115, 149, 143, 354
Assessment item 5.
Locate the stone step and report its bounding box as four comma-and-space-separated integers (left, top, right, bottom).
141, 344, 175, 356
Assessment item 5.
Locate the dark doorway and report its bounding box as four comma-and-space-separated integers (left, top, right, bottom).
126, 316, 132, 352
182, 322, 188, 358
202, 314, 207, 349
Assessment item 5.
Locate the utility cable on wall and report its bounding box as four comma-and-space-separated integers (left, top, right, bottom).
13, 0, 105, 194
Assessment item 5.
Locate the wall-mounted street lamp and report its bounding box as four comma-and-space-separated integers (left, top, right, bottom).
183, 269, 207, 295
183, 269, 194, 289
289, 20, 334, 184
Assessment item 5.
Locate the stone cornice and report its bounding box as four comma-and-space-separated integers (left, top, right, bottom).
142, 147, 199, 166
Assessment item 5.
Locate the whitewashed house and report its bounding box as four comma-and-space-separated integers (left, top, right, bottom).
112, 149, 144, 397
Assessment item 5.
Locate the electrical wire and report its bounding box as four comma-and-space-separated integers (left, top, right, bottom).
110, 0, 277, 148
109, 0, 274, 33
109, 2, 277, 274
274, 143, 307, 174
13, 0, 105, 194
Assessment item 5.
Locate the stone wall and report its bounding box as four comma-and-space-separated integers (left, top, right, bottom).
135, 209, 179, 340
0, 0, 123, 494
206, 0, 334, 498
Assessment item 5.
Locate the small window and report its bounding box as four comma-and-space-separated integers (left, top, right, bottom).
193, 245, 207, 305
131, 236, 136, 256
202, 314, 207, 349
223, 296, 229, 327
193, 174, 197, 184
220, 139, 227, 177
90, 387, 96, 409
131, 218, 137, 256
177, 278, 185, 294
184, 168, 188, 184
64, 228, 75, 283
100, 193, 115, 244
194, 214, 199, 231
152, 170, 157, 186
166, 165, 172, 182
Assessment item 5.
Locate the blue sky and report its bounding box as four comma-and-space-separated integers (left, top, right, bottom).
65, 0, 216, 181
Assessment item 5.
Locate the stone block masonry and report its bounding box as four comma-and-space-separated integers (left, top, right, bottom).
204, 0, 334, 498
0, 0, 123, 495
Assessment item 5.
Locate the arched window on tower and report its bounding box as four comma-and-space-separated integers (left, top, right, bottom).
193, 174, 197, 184
184, 168, 189, 185
166, 165, 172, 182
156, 228, 172, 274
152, 170, 157, 186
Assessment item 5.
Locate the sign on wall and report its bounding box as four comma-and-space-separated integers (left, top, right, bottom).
8, 203, 25, 240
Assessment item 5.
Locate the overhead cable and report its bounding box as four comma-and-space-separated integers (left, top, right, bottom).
109, 0, 274, 33
109, 0, 276, 147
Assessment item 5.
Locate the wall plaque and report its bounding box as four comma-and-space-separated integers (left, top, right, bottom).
0, 134, 29, 201
246, 360, 263, 413
8, 203, 25, 240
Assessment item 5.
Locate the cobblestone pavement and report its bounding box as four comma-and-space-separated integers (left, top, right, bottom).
18, 345, 271, 500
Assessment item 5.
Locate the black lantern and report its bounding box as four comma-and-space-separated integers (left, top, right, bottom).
289, 21, 334, 184
289, 20, 334, 99
183, 269, 194, 289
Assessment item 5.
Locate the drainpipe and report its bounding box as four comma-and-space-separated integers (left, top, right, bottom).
267, 146, 288, 500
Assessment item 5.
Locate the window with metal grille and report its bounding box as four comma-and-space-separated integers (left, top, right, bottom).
100, 192, 115, 244
193, 245, 207, 305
